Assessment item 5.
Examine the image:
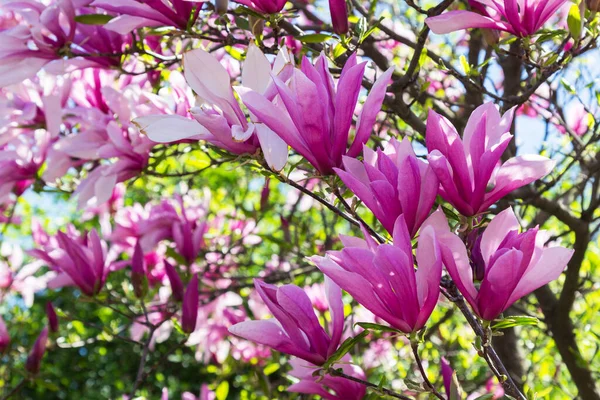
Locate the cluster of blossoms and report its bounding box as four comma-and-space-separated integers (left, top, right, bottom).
136, 42, 572, 397
0, 0, 584, 398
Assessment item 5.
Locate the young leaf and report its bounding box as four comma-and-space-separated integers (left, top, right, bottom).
298, 33, 333, 43
355, 322, 402, 334
491, 316, 539, 330
322, 330, 369, 370
567, 4, 582, 40
74, 14, 113, 25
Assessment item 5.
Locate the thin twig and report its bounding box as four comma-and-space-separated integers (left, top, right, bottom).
327, 368, 413, 400
411, 341, 445, 399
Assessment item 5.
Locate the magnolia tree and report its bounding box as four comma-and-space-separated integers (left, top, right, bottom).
0, 0, 599, 399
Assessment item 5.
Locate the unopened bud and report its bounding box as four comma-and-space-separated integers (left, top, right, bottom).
181, 274, 199, 334
0, 316, 9, 353
131, 242, 147, 299
250, 16, 264, 38
164, 260, 184, 302
25, 327, 49, 375
46, 302, 59, 333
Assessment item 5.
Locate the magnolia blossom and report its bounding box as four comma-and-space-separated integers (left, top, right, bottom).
0, 0, 126, 87
229, 278, 345, 366
91, 0, 204, 34
31, 229, 108, 296
426, 0, 569, 37
311, 216, 442, 333
335, 138, 438, 236
426, 102, 554, 216
135, 45, 290, 171
424, 208, 573, 320
241, 53, 393, 175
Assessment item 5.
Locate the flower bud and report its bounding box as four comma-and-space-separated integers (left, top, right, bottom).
260, 177, 270, 211
328, 0, 349, 35
181, 274, 199, 334
250, 16, 264, 38
46, 302, 59, 333
164, 260, 184, 302
131, 242, 147, 299
0, 316, 9, 353
25, 327, 49, 375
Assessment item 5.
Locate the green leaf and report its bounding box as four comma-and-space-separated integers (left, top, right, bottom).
459, 55, 471, 75
471, 395, 495, 400
332, 42, 347, 59
560, 78, 576, 94
491, 316, 539, 330
297, 33, 333, 43
322, 330, 369, 370
355, 322, 401, 334
74, 14, 113, 25
263, 363, 280, 376
215, 381, 229, 400
567, 4, 582, 40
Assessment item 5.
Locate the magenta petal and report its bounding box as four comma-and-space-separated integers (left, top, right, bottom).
425, 11, 510, 34
506, 246, 573, 306
414, 226, 442, 330
347, 67, 393, 158
479, 207, 520, 264
277, 285, 330, 358
482, 155, 555, 210
229, 320, 324, 364
324, 277, 344, 355
477, 249, 524, 320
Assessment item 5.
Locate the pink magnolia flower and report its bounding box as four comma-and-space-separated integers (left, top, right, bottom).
426, 102, 554, 216
229, 278, 345, 366
91, 0, 204, 34
232, 0, 287, 14
310, 216, 442, 333
0, 0, 126, 87
187, 292, 270, 364
0, 131, 50, 205
335, 138, 438, 237
241, 52, 394, 175
31, 229, 108, 297
423, 207, 573, 320
44, 70, 161, 208
426, 0, 569, 37
135, 45, 290, 171
287, 357, 366, 400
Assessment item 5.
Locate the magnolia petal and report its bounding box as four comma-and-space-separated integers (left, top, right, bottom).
506, 246, 573, 306
255, 124, 288, 171
133, 115, 209, 143
480, 207, 520, 264
425, 11, 508, 34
